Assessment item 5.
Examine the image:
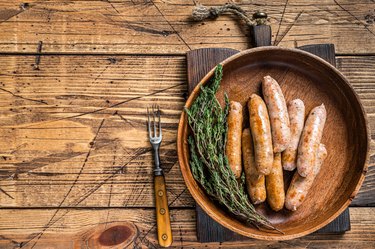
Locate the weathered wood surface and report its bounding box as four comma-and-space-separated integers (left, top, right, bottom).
0, 0, 374, 247
0, 55, 190, 208
0, 0, 374, 54
0, 55, 374, 209
189, 44, 351, 242
0, 208, 374, 249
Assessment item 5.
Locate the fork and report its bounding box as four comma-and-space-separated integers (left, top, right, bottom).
147, 104, 173, 247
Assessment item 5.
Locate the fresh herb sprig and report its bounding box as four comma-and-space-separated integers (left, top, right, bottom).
185, 64, 277, 231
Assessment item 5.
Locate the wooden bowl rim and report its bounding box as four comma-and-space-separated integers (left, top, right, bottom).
177, 46, 370, 240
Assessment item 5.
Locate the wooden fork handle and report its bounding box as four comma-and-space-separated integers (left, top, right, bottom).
154, 175, 173, 247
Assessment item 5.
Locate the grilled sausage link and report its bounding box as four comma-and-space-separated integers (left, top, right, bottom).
226, 101, 243, 179
266, 153, 285, 211
297, 104, 327, 177
248, 94, 273, 175
262, 75, 291, 153
242, 128, 266, 204
285, 144, 327, 211
282, 99, 305, 171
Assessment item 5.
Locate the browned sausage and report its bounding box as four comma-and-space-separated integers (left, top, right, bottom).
297, 104, 327, 177
262, 76, 291, 153
282, 99, 305, 171
265, 153, 285, 211
242, 128, 266, 204
285, 144, 327, 211
248, 94, 273, 175
226, 101, 243, 179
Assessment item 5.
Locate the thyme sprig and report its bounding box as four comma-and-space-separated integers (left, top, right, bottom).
185, 64, 277, 231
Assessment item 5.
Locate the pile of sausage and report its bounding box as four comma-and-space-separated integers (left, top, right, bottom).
225, 76, 327, 212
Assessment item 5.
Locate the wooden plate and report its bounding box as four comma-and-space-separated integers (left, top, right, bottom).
177, 47, 369, 240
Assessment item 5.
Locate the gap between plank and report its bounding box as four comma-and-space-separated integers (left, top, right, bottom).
0, 52, 373, 57
0, 206, 195, 210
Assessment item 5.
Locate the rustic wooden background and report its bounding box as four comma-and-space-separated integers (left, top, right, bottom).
0, 0, 374, 248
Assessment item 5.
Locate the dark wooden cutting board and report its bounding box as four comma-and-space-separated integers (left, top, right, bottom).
186, 44, 351, 242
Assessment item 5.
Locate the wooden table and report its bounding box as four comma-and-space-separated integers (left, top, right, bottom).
0, 1, 374, 248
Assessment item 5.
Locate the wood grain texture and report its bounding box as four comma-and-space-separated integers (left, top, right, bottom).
187, 48, 238, 94
0, 0, 374, 246
0, 0, 374, 54
74, 221, 138, 248
179, 46, 369, 239
0, 55, 191, 208
154, 175, 173, 247
0, 54, 374, 209
197, 206, 351, 242
191, 45, 351, 242
249, 25, 272, 47
0, 208, 373, 248
187, 47, 245, 242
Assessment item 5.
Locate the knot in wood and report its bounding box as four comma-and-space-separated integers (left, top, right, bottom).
98, 225, 132, 246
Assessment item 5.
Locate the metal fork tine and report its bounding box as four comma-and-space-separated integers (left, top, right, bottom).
147, 107, 152, 138
147, 104, 169, 246
158, 105, 161, 137
152, 104, 156, 137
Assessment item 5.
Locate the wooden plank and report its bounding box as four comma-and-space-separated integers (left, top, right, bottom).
187, 48, 239, 94
0, 55, 192, 208
190, 44, 351, 243
0, 207, 373, 248
197, 206, 350, 242
339, 55, 375, 207
316, 209, 351, 233
0, 0, 374, 54
0, 55, 373, 208
186, 47, 245, 242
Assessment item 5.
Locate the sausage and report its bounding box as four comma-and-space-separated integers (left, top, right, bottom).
297, 104, 327, 177
285, 144, 327, 211
262, 76, 291, 153
265, 153, 285, 211
242, 128, 266, 204
248, 94, 273, 175
225, 101, 243, 179
282, 99, 305, 171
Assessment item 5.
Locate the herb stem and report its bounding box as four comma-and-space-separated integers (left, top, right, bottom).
186, 64, 279, 231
